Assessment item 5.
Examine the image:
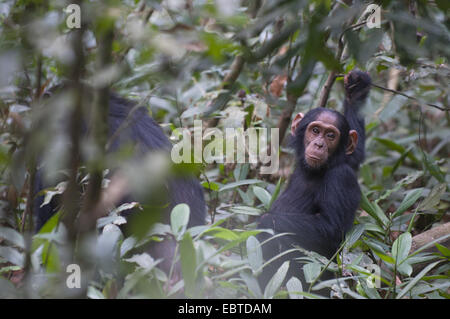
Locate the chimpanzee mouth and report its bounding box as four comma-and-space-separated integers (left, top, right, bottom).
306, 155, 322, 162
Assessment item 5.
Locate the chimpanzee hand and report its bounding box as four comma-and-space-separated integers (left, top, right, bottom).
344, 70, 371, 102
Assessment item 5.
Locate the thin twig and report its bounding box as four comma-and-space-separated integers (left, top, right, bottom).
332, 73, 449, 112
338, 21, 367, 46
318, 21, 367, 108
370, 82, 449, 111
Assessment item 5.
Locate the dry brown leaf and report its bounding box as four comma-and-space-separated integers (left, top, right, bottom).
269, 74, 288, 97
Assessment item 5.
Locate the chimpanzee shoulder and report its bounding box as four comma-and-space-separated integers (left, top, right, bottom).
107, 93, 172, 152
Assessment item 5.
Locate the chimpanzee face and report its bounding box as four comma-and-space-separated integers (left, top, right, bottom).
303, 112, 341, 169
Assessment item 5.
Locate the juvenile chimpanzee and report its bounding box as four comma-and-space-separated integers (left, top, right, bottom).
258, 70, 371, 290
34, 90, 206, 275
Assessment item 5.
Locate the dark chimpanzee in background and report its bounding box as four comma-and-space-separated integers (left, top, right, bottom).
258, 70, 371, 290
33, 91, 206, 275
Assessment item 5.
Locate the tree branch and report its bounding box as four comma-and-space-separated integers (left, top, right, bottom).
370, 82, 450, 112
411, 222, 450, 253
317, 21, 367, 108
62, 8, 85, 242
331, 72, 450, 111
81, 22, 115, 233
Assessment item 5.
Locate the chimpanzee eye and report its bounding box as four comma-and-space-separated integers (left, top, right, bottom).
326, 132, 335, 139
312, 127, 320, 134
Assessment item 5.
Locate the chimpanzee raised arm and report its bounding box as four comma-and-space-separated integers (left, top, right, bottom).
343, 70, 371, 170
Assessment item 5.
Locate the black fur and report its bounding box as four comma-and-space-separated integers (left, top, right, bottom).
258, 70, 371, 290
34, 92, 206, 231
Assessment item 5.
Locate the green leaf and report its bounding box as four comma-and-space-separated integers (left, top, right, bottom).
397, 171, 424, 186
268, 178, 283, 209
396, 261, 442, 299
363, 222, 385, 234
0, 247, 24, 267
303, 263, 322, 283
286, 277, 304, 299
170, 204, 190, 240
374, 138, 419, 163
361, 193, 389, 227
397, 261, 413, 277
374, 138, 405, 153
0, 265, 21, 275
373, 251, 395, 264
374, 202, 389, 227
120, 237, 137, 258
244, 103, 255, 129
202, 227, 239, 241
392, 232, 412, 262
179, 232, 197, 297
345, 224, 365, 248
97, 225, 123, 262
40, 182, 67, 208
360, 280, 382, 299
37, 211, 61, 234
246, 236, 263, 273
360, 164, 373, 187
252, 186, 272, 209
392, 188, 423, 219
240, 270, 262, 298
435, 243, 450, 257
218, 179, 262, 192
264, 260, 289, 299
423, 154, 445, 183
201, 181, 219, 191
97, 215, 127, 229
110, 202, 140, 215
237, 189, 252, 206
42, 242, 61, 273
87, 286, 105, 299
0, 227, 25, 249
201, 32, 240, 63
391, 146, 415, 174
392, 232, 412, 276
123, 253, 160, 269
234, 163, 250, 182
417, 183, 446, 211
229, 205, 263, 216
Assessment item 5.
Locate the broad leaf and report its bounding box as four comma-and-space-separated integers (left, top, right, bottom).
286, 277, 304, 299
171, 204, 190, 240
264, 260, 289, 299
180, 232, 197, 297
253, 186, 272, 209
392, 188, 423, 218
246, 235, 263, 273
303, 263, 322, 283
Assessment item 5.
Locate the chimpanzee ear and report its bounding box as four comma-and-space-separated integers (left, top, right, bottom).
346, 130, 358, 155
291, 112, 304, 136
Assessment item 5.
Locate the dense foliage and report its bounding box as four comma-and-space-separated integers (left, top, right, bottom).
0, 0, 449, 299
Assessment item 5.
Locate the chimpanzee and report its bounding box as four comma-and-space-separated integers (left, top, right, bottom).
33, 90, 206, 275
257, 70, 371, 290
